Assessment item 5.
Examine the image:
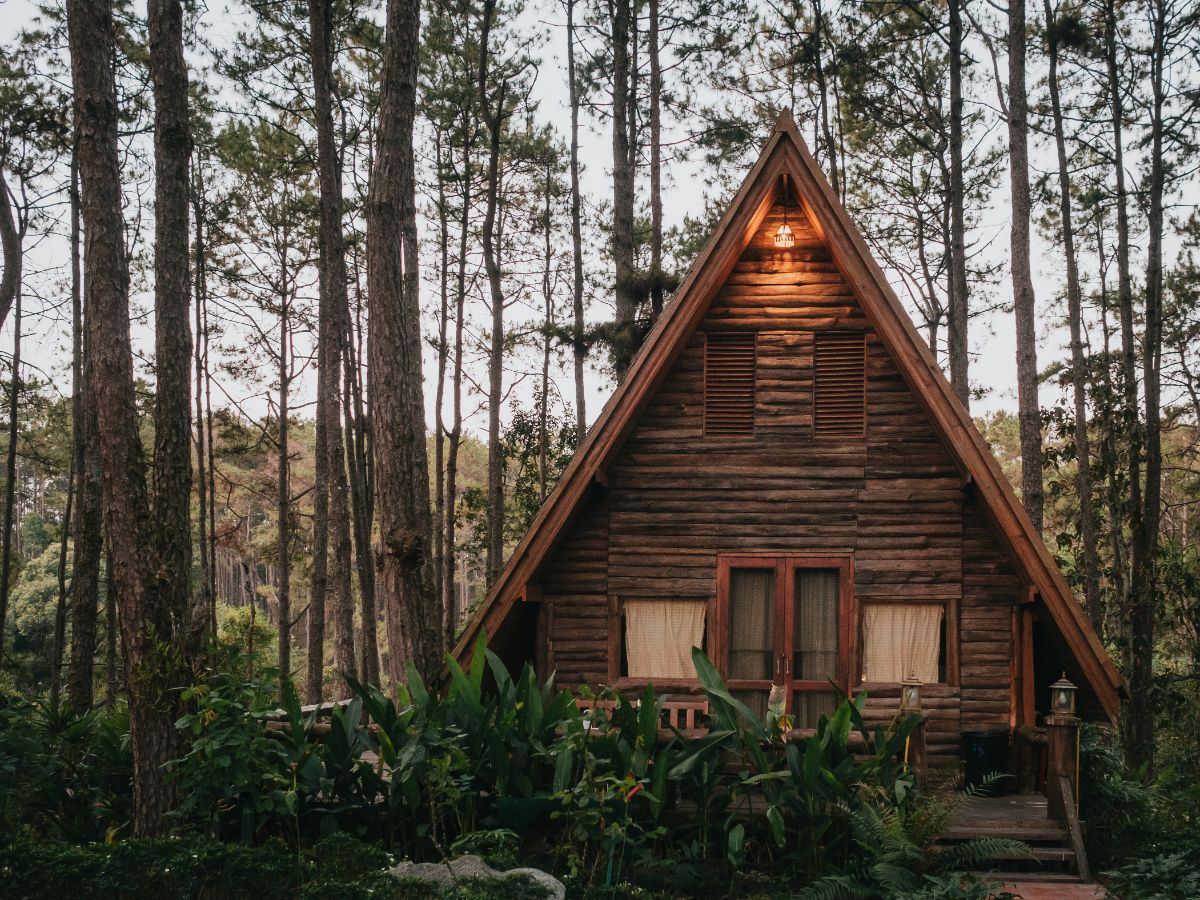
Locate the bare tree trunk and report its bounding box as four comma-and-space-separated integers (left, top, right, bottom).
0, 186, 21, 663
946, 0, 970, 408
444, 122, 469, 647
1126, 0, 1167, 773
52, 451, 74, 708
343, 315, 378, 685
0, 284, 20, 666
69, 0, 195, 835
648, 0, 664, 321
276, 276, 291, 695
192, 165, 212, 643
149, 0, 196, 656
0, 169, 20, 330
1046, 2, 1101, 629
368, 0, 439, 686
104, 547, 117, 705
567, 0, 586, 435
539, 159, 553, 502
480, 0, 507, 590
1007, 0, 1043, 532
610, 0, 638, 376
433, 128, 449, 620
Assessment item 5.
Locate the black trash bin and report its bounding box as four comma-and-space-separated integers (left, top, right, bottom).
961, 729, 1009, 796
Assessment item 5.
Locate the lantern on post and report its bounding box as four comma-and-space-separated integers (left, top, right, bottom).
1050, 673, 1077, 717
901, 672, 922, 712
774, 175, 796, 248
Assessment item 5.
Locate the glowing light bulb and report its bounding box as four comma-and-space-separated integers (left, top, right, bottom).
774, 221, 795, 248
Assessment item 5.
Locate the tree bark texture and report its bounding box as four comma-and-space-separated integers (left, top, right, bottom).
1045, 3, 1101, 629
368, 0, 440, 686
610, 0, 638, 376
946, 0, 970, 409
1007, 0, 1043, 533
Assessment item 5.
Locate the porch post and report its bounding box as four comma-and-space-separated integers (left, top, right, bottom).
1045, 712, 1080, 821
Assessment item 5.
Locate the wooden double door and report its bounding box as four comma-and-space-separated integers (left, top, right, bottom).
714, 554, 855, 728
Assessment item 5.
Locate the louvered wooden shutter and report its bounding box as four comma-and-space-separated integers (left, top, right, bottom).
704, 332, 756, 436
813, 332, 866, 436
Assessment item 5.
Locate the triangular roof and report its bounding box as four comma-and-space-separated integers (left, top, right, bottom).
453, 111, 1124, 723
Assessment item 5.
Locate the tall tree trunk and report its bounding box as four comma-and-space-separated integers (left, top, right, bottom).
610, 0, 638, 376
811, 0, 841, 197
104, 547, 117, 705
307, 381, 328, 699
539, 159, 553, 502
0, 169, 20, 330
308, 0, 357, 698
0, 283, 19, 666
368, 0, 439, 685
149, 0, 196, 655
69, 0, 195, 835
276, 277, 291, 695
946, 0, 970, 408
1046, 2, 1101, 629
52, 424, 75, 707
567, 0, 586, 435
480, 0, 507, 590
444, 123, 469, 646
192, 165, 211, 640
0, 180, 21, 662
648, 0, 664, 320
343, 318, 378, 685
433, 128, 449, 624
1126, 0, 1167, 773
1007, 0, 1043, 532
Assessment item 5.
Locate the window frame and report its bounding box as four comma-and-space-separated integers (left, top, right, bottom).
714, 553, 857, 710
854, 595, 960, 689
608, 595, 715, 693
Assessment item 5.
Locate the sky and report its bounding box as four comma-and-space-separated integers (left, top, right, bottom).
0, 0, 1111, 448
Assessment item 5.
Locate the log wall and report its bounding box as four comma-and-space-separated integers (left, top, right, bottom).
542, 197, 1022, 760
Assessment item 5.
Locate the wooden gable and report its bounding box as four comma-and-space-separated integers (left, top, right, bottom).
452, 111, 1123, 724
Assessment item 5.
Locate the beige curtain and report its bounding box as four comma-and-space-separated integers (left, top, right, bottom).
729, 569, 774, 680
625, 600, 706, 679
795, 569, 839, 680
862, 603, 944, 683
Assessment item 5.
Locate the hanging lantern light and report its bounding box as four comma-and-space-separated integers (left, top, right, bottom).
774, 175, 795, 248
1050, 672, 1077, 716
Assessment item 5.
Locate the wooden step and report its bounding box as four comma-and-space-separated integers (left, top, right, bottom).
940, 821, 1069, 842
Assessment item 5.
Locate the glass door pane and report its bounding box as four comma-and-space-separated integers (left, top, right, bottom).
729, 568, 775, 679
728, 567, 775, 719
792, 567, 840, 728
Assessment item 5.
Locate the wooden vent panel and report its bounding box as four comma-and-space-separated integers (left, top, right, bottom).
814, 332, 866, 436
704, 332, 757, 436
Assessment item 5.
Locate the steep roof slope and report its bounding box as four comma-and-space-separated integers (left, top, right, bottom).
452, 111, 1124, 722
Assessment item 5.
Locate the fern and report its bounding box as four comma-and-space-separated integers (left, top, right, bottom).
937, 837, 1028, 871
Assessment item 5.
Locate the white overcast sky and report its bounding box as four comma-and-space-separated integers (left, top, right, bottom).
2, 0, 1152, 443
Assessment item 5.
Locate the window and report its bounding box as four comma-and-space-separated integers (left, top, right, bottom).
622, 600, 706, 680
860, 603, 947, 684
717, 555, 853, 726
813, 331, 866, 436
704, 332, 756, 436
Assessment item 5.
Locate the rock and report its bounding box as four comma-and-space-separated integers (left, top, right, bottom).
387, 854, 565, 900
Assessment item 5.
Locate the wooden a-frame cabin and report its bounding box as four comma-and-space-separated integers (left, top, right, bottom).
452, 112, 1123, 780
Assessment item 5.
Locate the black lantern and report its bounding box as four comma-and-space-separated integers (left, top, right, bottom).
901, 672, 922, 712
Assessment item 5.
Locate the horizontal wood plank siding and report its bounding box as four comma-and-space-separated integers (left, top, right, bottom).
544, 194, 1017, 748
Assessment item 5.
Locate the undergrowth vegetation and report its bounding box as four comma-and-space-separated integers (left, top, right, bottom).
1, 644, 1025, 898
